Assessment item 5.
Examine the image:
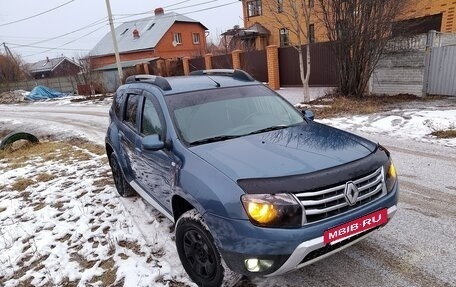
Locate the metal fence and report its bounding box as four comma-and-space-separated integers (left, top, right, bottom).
278, 42, 337, 87
426, 44, 456, 96
240, 50, 268, 83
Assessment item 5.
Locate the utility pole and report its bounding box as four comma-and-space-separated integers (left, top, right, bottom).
2, 42, 18, 66
105, 0, 123, 84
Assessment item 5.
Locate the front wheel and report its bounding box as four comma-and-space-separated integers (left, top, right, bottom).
175, 210, 241, 287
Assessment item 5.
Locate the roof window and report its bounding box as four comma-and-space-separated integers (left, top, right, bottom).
147, 23, 155, 31
120, 28, 129, 36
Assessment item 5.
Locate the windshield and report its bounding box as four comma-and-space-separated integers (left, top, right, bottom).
165, 85, 305, 145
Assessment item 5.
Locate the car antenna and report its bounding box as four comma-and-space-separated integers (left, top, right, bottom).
205, 75, 221, 88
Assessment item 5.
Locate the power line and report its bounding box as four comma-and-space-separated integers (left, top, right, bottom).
27, 17, 107, 46
0, 0, 76, 28
113, 1, 239, 23
22, 25, 106, 58
7, 42, 91, 51
114, 0, 221, 17
164, 0, 193, 8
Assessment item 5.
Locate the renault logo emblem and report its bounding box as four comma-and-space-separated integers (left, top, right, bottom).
344, 181, 359, 206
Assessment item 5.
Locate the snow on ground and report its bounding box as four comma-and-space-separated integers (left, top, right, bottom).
0, 141, 194, 286
0, 93, 455, 287
318, 109, 456, 147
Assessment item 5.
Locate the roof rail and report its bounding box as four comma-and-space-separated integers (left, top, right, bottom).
189, 69, 255, 81
125, 74, 172, 91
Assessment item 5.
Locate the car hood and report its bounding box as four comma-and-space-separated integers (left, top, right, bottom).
190, 122, 377, 181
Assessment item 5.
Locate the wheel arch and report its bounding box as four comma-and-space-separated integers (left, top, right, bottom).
172, 195, 195, 222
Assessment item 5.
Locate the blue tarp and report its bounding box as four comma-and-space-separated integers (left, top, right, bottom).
26, 86, 67, 101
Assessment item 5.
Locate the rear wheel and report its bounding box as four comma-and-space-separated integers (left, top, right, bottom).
109, 153, 135, 197
175, 210, 241, 287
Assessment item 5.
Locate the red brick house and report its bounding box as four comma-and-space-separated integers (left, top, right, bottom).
90, 8, 208, 70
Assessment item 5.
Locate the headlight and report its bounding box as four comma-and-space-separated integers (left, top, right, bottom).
241, 193, 302, 228
385, 160, 397, 192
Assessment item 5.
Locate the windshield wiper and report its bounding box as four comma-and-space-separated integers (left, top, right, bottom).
189, 135, 240, 146
245, 125, 289, 136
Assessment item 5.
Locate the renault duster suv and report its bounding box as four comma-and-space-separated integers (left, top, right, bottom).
105, 70, 398, 287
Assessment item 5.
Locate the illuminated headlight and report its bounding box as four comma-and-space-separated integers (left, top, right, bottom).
385, 160, 397, 192
241, 193, 302, 227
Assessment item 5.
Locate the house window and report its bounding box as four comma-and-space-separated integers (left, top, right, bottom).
308, 24, 315, 43
173, 33, 182, 44
278, 0, 283, 13
279, 28, 290, 47
247, 0, 262, 17
193, 33, 200, 44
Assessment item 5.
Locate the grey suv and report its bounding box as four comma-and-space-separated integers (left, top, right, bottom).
105, 70, 398, 287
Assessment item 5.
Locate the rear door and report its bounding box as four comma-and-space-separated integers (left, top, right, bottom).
118, 89, 142, 180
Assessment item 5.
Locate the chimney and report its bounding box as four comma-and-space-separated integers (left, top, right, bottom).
154, 7, 164, 15
133, 28, 140, 39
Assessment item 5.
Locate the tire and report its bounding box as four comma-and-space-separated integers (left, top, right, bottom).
109, 153, 135, 197
175, 209, 241, 287
0, 132, 39, 150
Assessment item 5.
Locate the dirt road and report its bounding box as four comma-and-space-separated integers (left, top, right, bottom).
1, 104, 455, 287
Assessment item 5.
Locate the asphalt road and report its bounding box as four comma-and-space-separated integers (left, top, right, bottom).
0, 103, 455, 287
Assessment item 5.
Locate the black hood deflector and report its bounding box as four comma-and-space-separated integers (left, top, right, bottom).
237, 146, 389, 194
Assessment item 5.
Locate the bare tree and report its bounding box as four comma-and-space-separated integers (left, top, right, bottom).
0, 53, 26, 84
316, 0, 410, 97
264, 0, 314, 103
76, 55, 104, 95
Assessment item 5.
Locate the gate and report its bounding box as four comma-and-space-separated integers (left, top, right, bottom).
426, 45, 456, 96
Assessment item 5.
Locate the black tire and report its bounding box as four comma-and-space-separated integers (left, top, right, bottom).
176, 210, 241, 287
0, 132, 39, 150
109, 153, 135, 197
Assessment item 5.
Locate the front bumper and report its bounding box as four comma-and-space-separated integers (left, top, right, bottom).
266, 205, 397, 276
205, 186, 399, 276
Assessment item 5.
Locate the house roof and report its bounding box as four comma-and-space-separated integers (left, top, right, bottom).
90, 12, 208, 57
94, 57, 160, 71
27, 57, 80, 74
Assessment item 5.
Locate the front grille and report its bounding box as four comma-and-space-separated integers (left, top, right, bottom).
295, 167, 386, 223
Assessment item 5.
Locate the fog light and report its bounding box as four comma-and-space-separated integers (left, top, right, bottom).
244, 258, 274, 272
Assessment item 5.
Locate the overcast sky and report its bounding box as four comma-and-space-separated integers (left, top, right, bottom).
0, 0, 243, 63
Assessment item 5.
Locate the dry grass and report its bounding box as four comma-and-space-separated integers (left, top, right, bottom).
306, 94, 445, 118
11, 178, 35, 191
35, 172, 56, 182
89, 257, 117, 286
117, 240, 145, 256
431, 130, 456, 139
0, 140, 105, 167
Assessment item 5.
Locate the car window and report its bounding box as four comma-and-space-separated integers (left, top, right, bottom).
141, 97, 163, 138
113, 89, 125, 118
124, 93, 139, 129
166, 85, 305, 143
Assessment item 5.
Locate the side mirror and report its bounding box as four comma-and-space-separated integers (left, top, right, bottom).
142, 134, 164, 151
302, 109, 315, 121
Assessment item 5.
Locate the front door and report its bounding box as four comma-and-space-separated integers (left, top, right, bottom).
134, 91, 177, 211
